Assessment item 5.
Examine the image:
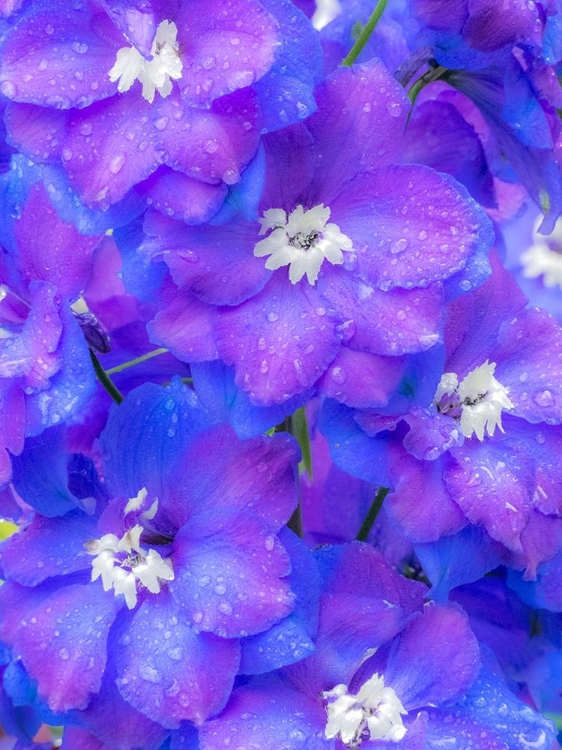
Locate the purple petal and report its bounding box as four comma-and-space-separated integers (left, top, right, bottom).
333, 165, 493, 291
400, 98, 495, 207
463, 0, 541, 52
0, 510, 95, 585
155, 87, 261, 186
383, 604, 480, 709
319, 269, 445, 356
494, 308, 562, 425
318, 347, 406, 409
176, 0, 278, 107
415, 524, 505, 601
170, 510, 294, 638
444, 434, 534, 551
147, 288, 219, 362
142, 211, 269, 306
0, 381, 25, 485
411, 0, 468, 33
137, 168, 227, 225
13, 181, 101, 298
261, 124, 315, 212
63, 91, 160, 207
115, 591, 240, 728
0, 582, 118, 712
216, 274, 342, 405
99, 0, 176, 57
386, 448, 467, 543
0, 0, 119, 108
4, 103, 66, 164
163, 426, 299, 529
304, 60, 411, 202
199, 677, 326, 750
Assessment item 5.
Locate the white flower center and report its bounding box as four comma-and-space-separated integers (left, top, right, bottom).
323, 674, 407, 746
108, 20, 183, 103
254, 204, 353, 285
434, 361, 513, 441
521, 216, 562, 289
86, 489, 174, 609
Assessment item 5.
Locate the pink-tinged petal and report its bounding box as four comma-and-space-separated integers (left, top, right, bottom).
137, 168, 227, 224
156, 87, 260, 187
176, 0, 278, 107
170, 511, 294, 638
199, 678, 326, 750
318, 347, 406, 409
332, 165, 493, 291
319, 269, 445, 356
63, 91, 160, 207
4, 102, 66, 163
386, 447, 467, 543
444, 432, 534, 551
0, 0, 119, 108
494, 308, 562, 425
148, 287, 219, 362
383, 604, 480, 709
141, 211, 269, 306
115, 592, 240, 729
163, 426, 299, 529
0, 582, 118, 712
14, 181, 101, 298
216, 274, 342, 405
304, 60, 411, 202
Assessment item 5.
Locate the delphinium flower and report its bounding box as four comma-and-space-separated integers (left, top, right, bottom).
199, 543, 556, 749
321, 255, 562, 597
0, 378, 315, 745
0, 0, 322, 218
117, 57, 493, 418
0, 157, 101, 488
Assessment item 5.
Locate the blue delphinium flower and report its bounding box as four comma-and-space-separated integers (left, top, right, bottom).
119, 58, 493, 411
199, 543, 556, 749
0, 379, 315, 736
321, 254, 562, 596
0, 0, 322, 216
0, 158, 100, 488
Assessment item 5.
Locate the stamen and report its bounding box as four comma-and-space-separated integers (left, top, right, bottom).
434, 361, 513, 441
323, 674, 407, 746
86, 490, 174, 609
109, 20, 183, 103
254, 204, 353, 285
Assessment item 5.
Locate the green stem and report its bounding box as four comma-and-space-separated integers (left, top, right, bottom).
342, 0, 389, 67
89, 349, 124, 404
407, 65, 448, 106
105, 348, 168, 376
356, 487, 389, 542
292, 407, 313, 479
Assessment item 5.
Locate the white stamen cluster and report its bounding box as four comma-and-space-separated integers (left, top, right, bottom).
434, 361, 513, 441
254, 204, 353, 285
86, 489, 173, 609
521, 216, 562, 289
109, 20, 183, 103
324, 674, 407, 746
